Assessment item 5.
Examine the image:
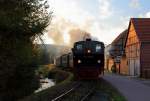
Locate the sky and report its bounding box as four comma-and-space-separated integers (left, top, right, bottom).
41, 0, 150, 46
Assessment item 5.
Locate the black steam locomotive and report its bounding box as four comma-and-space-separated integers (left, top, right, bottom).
72, 38, 104, 79
56, 38, 104, 79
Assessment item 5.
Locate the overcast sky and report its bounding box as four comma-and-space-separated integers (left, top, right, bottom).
41, 0, 150, 45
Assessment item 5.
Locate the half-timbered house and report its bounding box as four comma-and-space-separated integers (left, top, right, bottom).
125, 18, 150, 78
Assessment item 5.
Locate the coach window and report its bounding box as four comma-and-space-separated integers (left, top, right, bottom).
96, 44, 101, 52
76, 44, 83, 50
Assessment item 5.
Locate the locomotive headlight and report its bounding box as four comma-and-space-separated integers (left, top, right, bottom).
78, 59, 81, 63
97, 60, 101, 63
87, 49, 91, 53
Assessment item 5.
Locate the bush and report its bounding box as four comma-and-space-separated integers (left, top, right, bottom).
36, 65, 50, 78
48, 68, 73, 83
111, 64, 116, 73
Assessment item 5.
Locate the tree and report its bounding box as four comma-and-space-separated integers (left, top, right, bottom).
38, 45, 50, 65
0, 0, 51, 100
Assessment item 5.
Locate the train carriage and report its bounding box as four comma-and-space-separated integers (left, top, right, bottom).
68, 52, 73, 69
61, 54, 69, 68
56, 56, 62, 67
56, 53, 73, 70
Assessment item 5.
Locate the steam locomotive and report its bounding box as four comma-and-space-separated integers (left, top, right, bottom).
56, 38, 104, 79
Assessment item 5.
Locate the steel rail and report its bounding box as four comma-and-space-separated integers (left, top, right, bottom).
80, 87, 95, 101
51, 83, 81, 101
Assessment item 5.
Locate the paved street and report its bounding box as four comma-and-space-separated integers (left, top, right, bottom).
103, 74, 150, 101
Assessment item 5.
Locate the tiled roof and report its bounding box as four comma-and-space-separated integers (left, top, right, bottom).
110, 30, 128, 57
131, 18, 150, 42
112, 29, 128, 46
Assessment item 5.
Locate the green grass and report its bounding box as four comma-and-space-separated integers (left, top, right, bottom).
98, 79, 126, 101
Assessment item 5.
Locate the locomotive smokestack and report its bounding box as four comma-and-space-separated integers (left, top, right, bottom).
86, 38, 91, 41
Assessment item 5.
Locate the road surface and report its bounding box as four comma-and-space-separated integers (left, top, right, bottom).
103, 73, 150, 101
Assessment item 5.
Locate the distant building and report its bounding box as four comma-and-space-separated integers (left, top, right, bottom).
125, 18, 150, 78
105, 44, 113, 71
107, 30, 128, 74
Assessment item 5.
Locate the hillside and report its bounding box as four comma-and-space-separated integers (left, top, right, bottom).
37, 44, 71, 64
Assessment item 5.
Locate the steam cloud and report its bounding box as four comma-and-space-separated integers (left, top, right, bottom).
47, 18, 98, 47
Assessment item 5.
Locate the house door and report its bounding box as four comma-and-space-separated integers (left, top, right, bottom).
129, 59, 140, 76
135, 58, 140, 76
129, 59, 135, 76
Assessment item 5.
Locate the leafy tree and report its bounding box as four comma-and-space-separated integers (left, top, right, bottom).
38, 45, 50, 65
0, 0, 51, 100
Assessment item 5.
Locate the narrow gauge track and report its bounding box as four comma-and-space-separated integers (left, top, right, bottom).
51, 82, 81, 101
51, 81, 97, 101
80, 87, 95, 101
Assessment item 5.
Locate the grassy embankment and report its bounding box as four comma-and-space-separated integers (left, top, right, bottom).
99, 78, 126, 101
20, 65, 126, 101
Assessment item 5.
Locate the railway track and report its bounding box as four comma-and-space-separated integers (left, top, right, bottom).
51, 82, 81, 101
80, 87, 95, 101
51, 81, 97, 101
